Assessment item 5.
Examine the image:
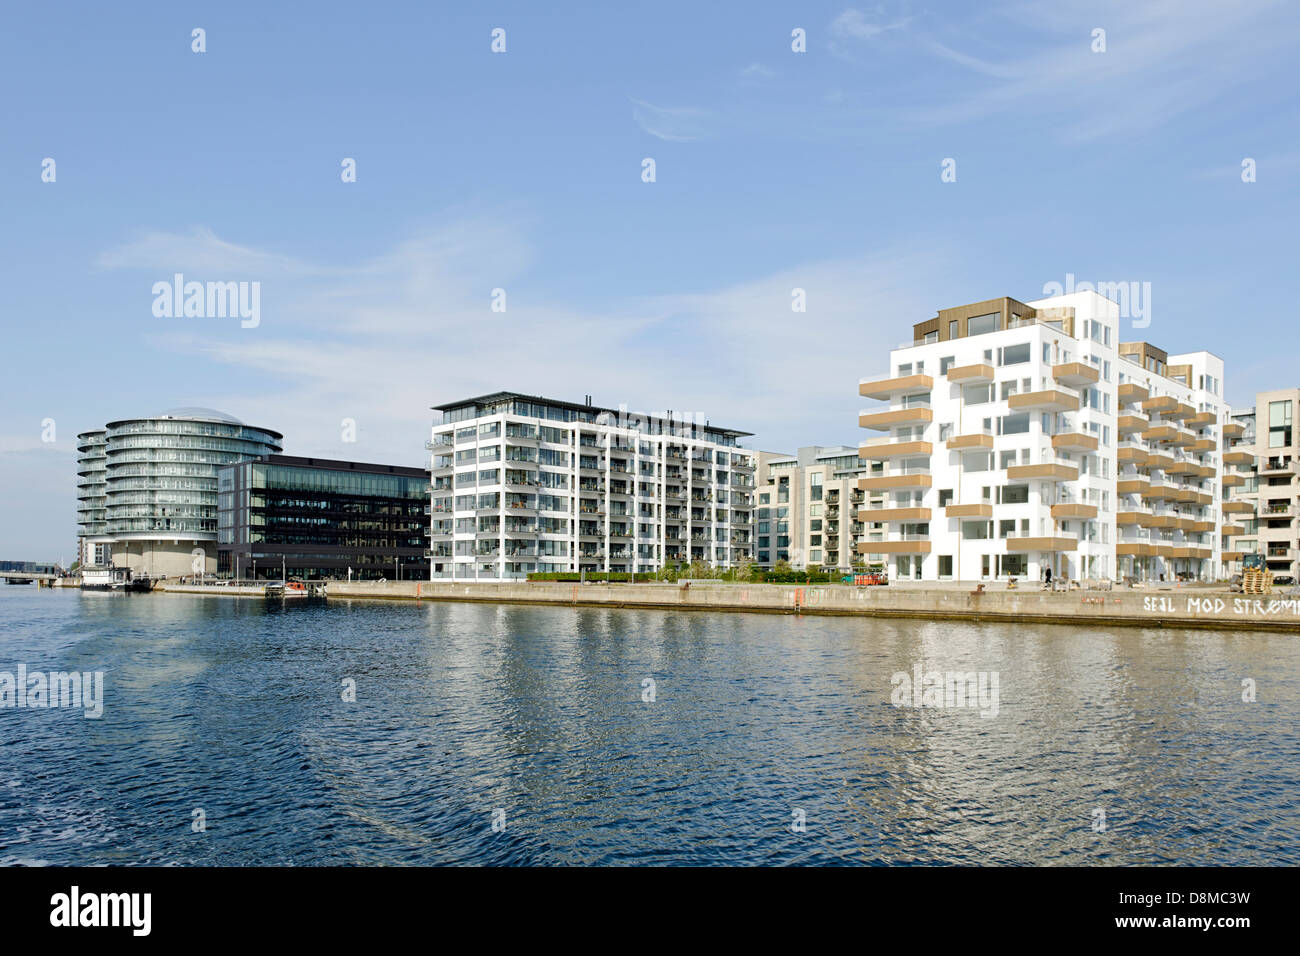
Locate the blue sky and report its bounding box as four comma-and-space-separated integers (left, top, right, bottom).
2, 0, 1299, 560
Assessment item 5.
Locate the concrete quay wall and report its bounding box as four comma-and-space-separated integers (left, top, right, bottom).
155, 579, 1300, 632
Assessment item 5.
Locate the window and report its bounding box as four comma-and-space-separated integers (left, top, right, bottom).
938, 555, 953, 578
999, 343, 1031, 366
938, 489, 954, 507
967, 312, 999, 336
1000, 412, 1030, 435
999, 484, 1029, 504
1269, 400, 1292, 448
940, 355, 955, 374
964, 383, 992, 405
949, 320, 958, 339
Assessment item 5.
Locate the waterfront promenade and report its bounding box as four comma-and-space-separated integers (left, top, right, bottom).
156, 578, 1300, 631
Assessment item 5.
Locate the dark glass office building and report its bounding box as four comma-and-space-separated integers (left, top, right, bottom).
217, 455, 430, 580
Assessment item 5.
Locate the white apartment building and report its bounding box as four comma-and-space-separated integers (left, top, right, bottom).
857, 292, 1228, 584
427, 392, 755, 580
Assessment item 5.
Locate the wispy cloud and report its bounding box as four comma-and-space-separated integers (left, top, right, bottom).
94, 219, 951, 459
630, 97, 714, 142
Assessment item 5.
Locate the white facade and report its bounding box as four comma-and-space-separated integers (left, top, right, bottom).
428, 393, 755, 580
857, 292, 1228, 583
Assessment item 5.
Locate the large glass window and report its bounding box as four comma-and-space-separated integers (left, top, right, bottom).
967, 312, 999, 336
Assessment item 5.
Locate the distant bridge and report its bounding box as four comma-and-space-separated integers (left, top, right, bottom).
0, 572, 64, 583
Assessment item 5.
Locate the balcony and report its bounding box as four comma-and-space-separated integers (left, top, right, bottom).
1142, 425, 1193, 446
1003, 535, 1078, 552
1006, 462, 1079, 481
1117, 542, 1155, 557
859, 506, 932, 522
858, 471, 932, 491
1143, 396, 1178, 415
1052, 362, 1100, 386
1117, 414, 1149, 435
1187, 412, 1217, 428
1137, 513, 1175, 529
1171, 546, 1214, 560
1191, 520, 1217, 533
1116, 511, 1142, 526
1221, 523, 1245, 535
1143, 451, 1174, 471
1007, 390, 1080, 413
1223, 451, 1254, 466
859, 407, 934, 430
945, 363, 995, 383
858, 440, 933, 460
859, 374, 933, 400
1050, 502, 1097, 519
945, 503, 993, 518
1118, 382, 1149, 406
1260, 458, 1296, 475
1221, 550, 1245, 561
1223, 423, 1245, 439
855, 539, 930, 555
1118, 445, 1148, 465
1222, 501, 1254, 514
1051, 432, 1098, 452
1117, 478, 1151, 495
946, 432, 994, 450
1187, 439, 1216, 453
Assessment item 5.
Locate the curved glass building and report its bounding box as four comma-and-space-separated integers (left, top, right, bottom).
76, 408, 283, 576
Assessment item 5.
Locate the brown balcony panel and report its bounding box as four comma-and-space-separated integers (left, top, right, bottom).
1118, 542, 1154, 556
1118, 382, 1149, 406
1006, 463, 1079, 481
1138, 514, 1175, 528
1145, 453, 1175, 471
1003, 536, 1078, 552
1051, 432, 1098, 452
1192, 520, 1218, 533
1167, 460, 1200, 474
1171, 546, 1212, 559
861, 507, 932, 522
1187, 412, 1216, 427
1221, 550, 1245, 560
1222, 502, 1254, 514
1223, 451, 1254, 465
946, 433, 994, 450
1143, 396, 1178, 414
1117, 479, 1151, 495
1117, 414, 1149, 434
944, 363, 995, 383
1116, 511, 1142, 525
1188, 439, 1216, 452
1141, 425, 1179, 442
1052, 362, 1101, 386
856, 540, 931, 555
1223, 423, 1245, 438
945, 503, 993, 518
859, 440, 933, 460
1007, 390, 1080, 412
858, 474, 932, 491
1167, 402, 1196, 420
1118, 446, 1148, 464
1051, 503, 1098, 518
1221, 524, 1245, 535
859, 374, 934, 400
859, 407, 934, 430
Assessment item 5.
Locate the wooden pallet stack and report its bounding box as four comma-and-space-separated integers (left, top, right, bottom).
1242, 567, 1273, 595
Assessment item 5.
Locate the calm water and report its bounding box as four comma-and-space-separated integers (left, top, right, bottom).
0, 586, 1296, 866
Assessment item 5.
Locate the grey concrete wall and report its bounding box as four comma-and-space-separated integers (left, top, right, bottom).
153, 579, 1300, 632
